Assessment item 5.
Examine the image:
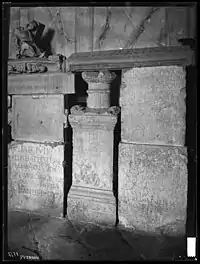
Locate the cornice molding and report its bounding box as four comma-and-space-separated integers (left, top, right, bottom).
67, 46, 194, 72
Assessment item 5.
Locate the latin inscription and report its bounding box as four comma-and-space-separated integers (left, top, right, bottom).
8, 142, 64, 214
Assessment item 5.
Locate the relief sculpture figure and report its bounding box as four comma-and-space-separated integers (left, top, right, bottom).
14, 20, 46, 59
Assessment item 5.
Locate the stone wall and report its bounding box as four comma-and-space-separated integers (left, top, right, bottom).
118, 66, 188, 235
9, 6, 195, 58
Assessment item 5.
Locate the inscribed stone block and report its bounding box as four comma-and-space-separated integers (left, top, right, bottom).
12, 95, 65, 142
8, 142, 64, 217
118, 142, 188, 234
120, 66, 186, 145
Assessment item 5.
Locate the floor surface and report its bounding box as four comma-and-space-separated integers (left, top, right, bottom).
6, 210, 187, 261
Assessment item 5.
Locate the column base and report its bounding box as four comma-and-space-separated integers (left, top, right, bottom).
67, 185, 117, 227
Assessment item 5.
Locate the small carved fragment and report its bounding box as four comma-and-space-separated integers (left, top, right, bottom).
70, 105, 86, 114
8, 62, 47, 75
106, 106, 121, 116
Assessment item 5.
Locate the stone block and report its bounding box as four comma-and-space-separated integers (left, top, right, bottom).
12, 95, 65, 142
8, 142, 64, 217
8, 73, 74, 95
67, 113, 118, 225
118, 142, 188, 234
72, 129, 114, 190
120, 66, 186, 146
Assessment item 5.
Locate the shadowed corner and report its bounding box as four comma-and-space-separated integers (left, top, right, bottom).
178, 37, 197, 238
40, 28, 55, 57
63, 94, 76, 218
185, 64, 197, 238
110, 70, 122, 227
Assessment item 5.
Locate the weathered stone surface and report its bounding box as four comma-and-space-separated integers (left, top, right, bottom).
68, 113, 118, 131
8, 142, 64, 217
118, 142, 187, 234
72, 129, 114, 190
67, 186, 116, 226
67, 113, 117, 225
120, 66, 186, 145
12, 95, 65, 142
8, 72, 74, 95
82, 71, 116, 109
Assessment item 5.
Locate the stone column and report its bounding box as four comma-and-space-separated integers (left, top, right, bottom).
67, 70, 120, 226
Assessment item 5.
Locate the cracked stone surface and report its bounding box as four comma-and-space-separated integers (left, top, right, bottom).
6, 210, 186, 260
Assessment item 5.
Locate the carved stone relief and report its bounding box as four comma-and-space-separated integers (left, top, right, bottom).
71, 129, 114, 190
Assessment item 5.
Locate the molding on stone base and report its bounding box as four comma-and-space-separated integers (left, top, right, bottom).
68, 113, 118, 131
68, 46, 194, 72
67, 185, 117, 226
68, 185, 116, 205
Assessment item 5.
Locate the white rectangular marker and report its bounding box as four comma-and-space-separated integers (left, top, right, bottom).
187, 237, 196, 257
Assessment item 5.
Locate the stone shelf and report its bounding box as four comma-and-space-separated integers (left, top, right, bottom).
67, 46, 194, 72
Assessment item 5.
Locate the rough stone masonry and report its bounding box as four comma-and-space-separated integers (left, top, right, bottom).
118, 66, 187, 234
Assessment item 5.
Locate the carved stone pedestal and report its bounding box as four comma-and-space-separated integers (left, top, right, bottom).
67, 113, 118, 225
67, 70, 120, 226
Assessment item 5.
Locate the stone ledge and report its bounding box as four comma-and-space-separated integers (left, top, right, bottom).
67, 46, 194, 72
68, 113, 118, 131
8, 72, 74, 95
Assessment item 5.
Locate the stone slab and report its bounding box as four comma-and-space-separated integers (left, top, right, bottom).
8, 72, 74, 95
12, 95, 65, 142
8, 142, 64, 217
118, 142, 188, 235
120, 66, 186, 146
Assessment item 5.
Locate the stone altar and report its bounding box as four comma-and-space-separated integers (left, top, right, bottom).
67, 70, 120, 226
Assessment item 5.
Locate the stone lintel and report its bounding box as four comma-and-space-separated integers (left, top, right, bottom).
67, 46, 194, 72
68, 113, 118, 131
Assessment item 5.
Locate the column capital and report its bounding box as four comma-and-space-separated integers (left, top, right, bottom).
68, 106, 120, 131
82, 70, 116, 85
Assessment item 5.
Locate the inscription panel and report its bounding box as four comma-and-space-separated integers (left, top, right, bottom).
118, 142, 188, 233
12, 95, 64, 142
8, 142, 64, 217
